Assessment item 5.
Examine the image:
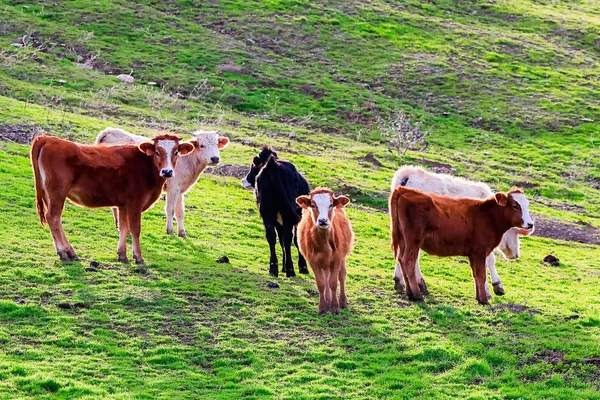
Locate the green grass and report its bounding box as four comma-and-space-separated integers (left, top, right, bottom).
0, 0, 599, 398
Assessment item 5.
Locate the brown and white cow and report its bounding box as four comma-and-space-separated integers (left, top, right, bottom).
30, 134, 194, 263
297, 188, 354, 315
391, 165, 534, 297
96, 128, 229, 238
389, 186, 534, 305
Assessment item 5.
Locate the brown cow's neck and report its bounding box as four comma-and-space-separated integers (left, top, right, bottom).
482, 199, 514, 245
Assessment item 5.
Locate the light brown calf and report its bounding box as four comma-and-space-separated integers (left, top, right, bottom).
30, 134, 194, 263
297, 188, 354, 314
389, 186, 534, 304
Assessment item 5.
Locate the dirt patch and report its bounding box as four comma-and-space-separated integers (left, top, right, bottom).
299, 83, 324, 99
217, 62, 249, 75
512, 181, 539, 189
532, 214, 600, 245
204, 164, 249, 179
356, 152, 382, 167
492, 303, 540, 314
0, 124, 42, 144
529, 350, 565, 365
415, 159, 455, 174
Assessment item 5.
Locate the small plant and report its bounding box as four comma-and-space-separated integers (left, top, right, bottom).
376, 109, 429, 155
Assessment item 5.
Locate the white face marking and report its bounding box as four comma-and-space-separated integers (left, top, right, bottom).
157, 139, 177, 176
512, 193, 534, 228
194, 133, 222, 166
312, 193, 333, 228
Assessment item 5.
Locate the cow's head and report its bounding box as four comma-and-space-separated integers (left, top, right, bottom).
495, 187, 534, 233
189, 130, 230, 167
138, 133, 194, 178
296, 187, 350, 230
241, 146, 277, 190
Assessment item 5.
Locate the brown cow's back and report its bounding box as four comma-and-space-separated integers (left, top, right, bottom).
34, 136, 163, 211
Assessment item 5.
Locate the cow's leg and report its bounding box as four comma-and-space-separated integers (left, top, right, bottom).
338, 260, 348, 309
294, 225, 309, 274
329, 263, 341, 315
117, 207, 129, 263
415, 254, 429, 295
127, 209, 145, 264
46, 195, 77, 261
165, 192, 176, 236
393, 250, 405, 293
486, 253, 504, 296
280, 225, 295, 278
112, 207, 119, 230
314, 268, 329, 315
400, 243, 423, 302
265, 223, 278, 277
175, 194, 187, 238
470, 254, 489, 305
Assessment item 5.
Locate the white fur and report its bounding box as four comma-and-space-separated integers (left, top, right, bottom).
95, 127, 230, 237
241, 177, 252, 190
512, 193, 534, 228
157, 139, 176, 175
313, 193, 332, 227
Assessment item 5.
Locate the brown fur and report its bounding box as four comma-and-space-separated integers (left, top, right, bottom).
389, 186, 528, 305
297, 187, 354, 315
30, 134, 193, 264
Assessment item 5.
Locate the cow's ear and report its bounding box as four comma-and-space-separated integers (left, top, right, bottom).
218, 137, 230, 149
296, 195, 311, 209
333, 195, 350, 208
495, 192, 508, 206
178, 142, 195, 156
253, 156, 262, 166
189, 139, 200, 152
139, 141, 155, 156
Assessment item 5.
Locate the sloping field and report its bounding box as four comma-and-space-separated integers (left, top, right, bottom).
0, 1, 599, 398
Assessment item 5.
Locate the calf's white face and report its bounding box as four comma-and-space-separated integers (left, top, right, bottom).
511, 192, 534, 229
297, 190, 350, 230
191, 132, 230, 166
139, 136, 194, 178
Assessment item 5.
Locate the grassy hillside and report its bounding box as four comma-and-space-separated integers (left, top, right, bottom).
0, 0, 599, 398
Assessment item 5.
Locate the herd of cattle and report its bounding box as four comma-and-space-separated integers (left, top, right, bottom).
29, 129, 535, 313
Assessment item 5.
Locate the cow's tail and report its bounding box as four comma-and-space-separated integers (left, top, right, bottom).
389, 187, 404, 259
30, 136, 48, 227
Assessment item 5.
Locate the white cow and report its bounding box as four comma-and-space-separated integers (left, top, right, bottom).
390, 166, 533, 297
96, 128, 230, 237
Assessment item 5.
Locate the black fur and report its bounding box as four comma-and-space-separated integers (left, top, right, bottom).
251, 148, 310, 277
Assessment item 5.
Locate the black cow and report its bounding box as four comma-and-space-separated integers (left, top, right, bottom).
242, 146, 310, 277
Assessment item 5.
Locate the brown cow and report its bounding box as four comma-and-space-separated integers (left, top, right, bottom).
30, 134, 194, 264
297, 188, 354, 315
389, 186, 534, 304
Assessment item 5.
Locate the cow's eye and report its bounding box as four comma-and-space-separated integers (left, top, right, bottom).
155, 151, 160, 156
174, 151, 179, 156
513, 205, 520, 210
200, 144, 205, 148
329, 204, 333, 209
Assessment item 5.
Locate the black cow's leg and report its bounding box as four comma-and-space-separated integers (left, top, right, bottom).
276, 224, 286, 274
281, 224, 295, 278
294, 225, 309, 274
265, 224, 278, 277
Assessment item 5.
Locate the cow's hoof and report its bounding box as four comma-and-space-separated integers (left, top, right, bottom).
57, 251, 70, 261
407, 292, 424, 302
286, 270, 296, 278
478, 299, 490, 306
492, 282, 505, 296
331, 308, 340, 315
134, 256, 145, 265
166, 229, 174, 236
393, 277, 405, 293
178, 231, 187, 238
269, 263, 278, 277
299, 267, 310, 275
318, 308, 328, 315
339, 299, 348, 309
419, 280, 429, 295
